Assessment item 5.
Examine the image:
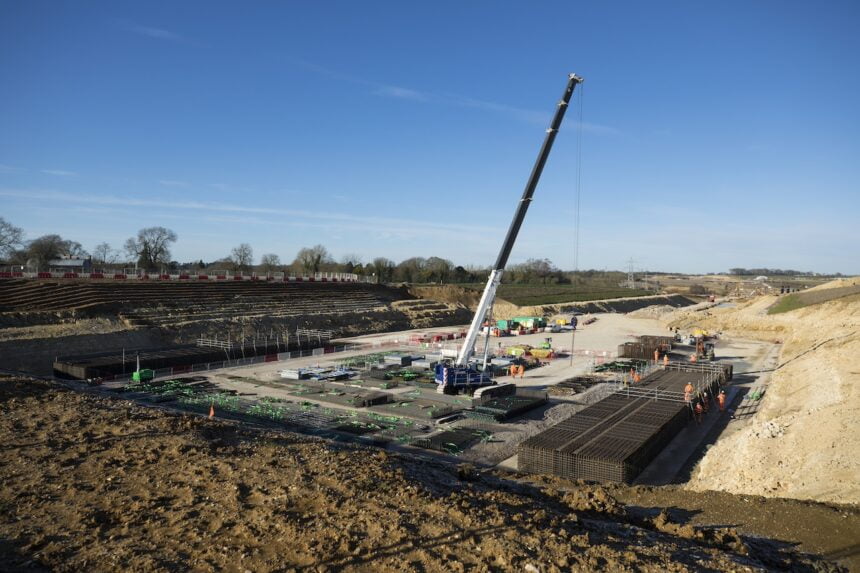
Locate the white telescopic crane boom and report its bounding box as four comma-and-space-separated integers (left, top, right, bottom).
455, 73, 583, 366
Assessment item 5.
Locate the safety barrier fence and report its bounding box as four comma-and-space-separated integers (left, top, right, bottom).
0, 270, 369, 283
605, 360, 728, 403
369, 332, 617, 363
98, 343, 365, 384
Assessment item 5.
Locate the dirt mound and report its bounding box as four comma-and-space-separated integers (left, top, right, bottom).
804, 277, 860, 292
497, 294, 697, 320
408, 285, 481, 308
626, 304, 679, 319
0, 376, 842, 572
675, 295, 860, 505
409, 286, 697, 320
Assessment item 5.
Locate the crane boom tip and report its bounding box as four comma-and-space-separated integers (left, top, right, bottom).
569, 73, 584, 83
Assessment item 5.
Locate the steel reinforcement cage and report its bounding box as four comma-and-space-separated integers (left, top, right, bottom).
519, 365, 715, 483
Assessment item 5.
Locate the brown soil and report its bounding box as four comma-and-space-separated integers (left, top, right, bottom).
0, 318, 126, 341
0, 283, 471, 376
1, 376, 853, 572
411, 285, 697, 320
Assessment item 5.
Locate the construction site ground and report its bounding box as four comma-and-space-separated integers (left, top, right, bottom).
3, 280, 858, 570
2, 374, 857, 572
86, 311, 775, 480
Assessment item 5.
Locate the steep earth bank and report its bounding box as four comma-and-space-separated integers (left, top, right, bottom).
664, 285, 860, 505
412, 285, 697, 319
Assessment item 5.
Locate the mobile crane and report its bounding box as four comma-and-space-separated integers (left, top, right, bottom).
435, 73, 584, 393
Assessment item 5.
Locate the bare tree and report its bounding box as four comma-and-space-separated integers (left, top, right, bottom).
394, 257, 427, 283
92, 242, 119, 265
124, 227, 177, 270
371, 257, 395, 283
0, 217, 24, 258
340, 253, 363, 273
294, 245, 331, 275
230, 243, 254, 271
260, 253, 281, 273
26, 234, 87, 271
425, 256, 453, 284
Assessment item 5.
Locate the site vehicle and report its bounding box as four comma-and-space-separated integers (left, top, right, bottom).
132, 368, 154, 383
435, 73, 583, 393
698, 340, 716, 361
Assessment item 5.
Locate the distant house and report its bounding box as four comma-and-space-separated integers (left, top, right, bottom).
754, 275, 768, 281
48, 256, 93, 273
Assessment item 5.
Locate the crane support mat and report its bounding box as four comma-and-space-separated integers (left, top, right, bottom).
465, 393, 548, 422
413, 428, 491, 455
519, 367, 722, 483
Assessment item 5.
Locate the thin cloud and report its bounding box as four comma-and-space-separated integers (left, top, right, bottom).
0, 188, 499, 239
158, 179, 191, 188
132, 25, 183, 41
0, 164, 21, 173
578, 122, 622, 136
289, 59, 621, 134
41, 169, 77, 177
114, 19, 198, 45
374, 85, 428, 101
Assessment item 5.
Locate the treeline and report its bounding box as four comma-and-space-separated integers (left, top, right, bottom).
728, 268, 842, 277
0, 217, 641, 286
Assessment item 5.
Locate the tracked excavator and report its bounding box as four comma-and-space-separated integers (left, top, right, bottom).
435, 73, 583, 393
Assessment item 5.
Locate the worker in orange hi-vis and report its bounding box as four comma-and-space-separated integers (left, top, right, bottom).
633, 372, 641, 384
683, 382, 694, 403
718, 390, 727, 412
690, 353, 698, 363
663, 355, 669, 367
654, 349, 660, 362
509, 364, 518, 378
518, 364, 525, 378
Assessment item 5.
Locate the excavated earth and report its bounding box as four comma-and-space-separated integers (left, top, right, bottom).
2, 376, 857, 572
0, 282, 473, 375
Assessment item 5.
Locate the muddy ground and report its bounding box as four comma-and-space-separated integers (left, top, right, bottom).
2, 376, 856, 572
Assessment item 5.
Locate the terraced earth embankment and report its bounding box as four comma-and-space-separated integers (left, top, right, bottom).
0, 280, 471, 375
410, 285, 697, 319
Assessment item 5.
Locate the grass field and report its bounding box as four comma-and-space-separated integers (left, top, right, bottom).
456, 284, 655, 306
767, 284, 860, 314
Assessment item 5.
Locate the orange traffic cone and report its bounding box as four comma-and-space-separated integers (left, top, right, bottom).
209, 403, 215, 419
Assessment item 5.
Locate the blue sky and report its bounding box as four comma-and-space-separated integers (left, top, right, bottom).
1, 1, 858, 274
